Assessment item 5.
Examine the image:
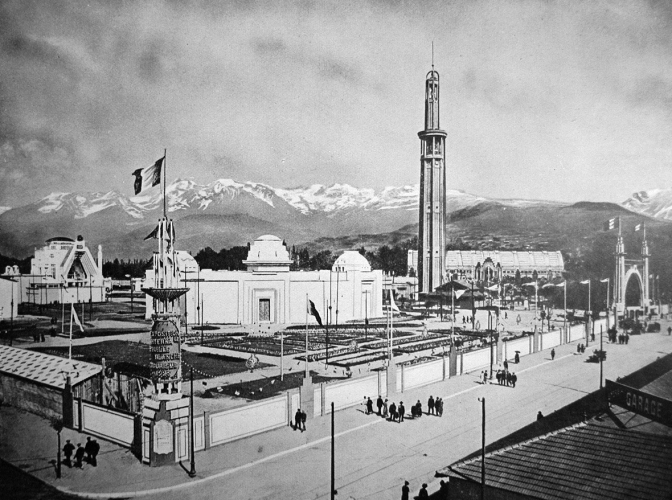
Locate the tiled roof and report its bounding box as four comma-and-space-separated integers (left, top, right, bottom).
439, 421, 672, 500
0, 345, 101, 389
445, 251, 565, 272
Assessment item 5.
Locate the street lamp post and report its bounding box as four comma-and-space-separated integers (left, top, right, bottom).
581, 279, 591, 346
188, 367, 196, 477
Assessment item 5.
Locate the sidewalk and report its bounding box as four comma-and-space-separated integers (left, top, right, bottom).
2, 326, 671, 499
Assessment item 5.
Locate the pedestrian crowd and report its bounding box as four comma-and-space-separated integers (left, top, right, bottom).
62, 436, 100, 469
364, 395, 444, 422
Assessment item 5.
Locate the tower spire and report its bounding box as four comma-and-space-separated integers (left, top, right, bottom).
417, 58, 447, 293
432, 41, 434, 72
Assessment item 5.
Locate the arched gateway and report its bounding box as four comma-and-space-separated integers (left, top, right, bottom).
613, 220, 650, 317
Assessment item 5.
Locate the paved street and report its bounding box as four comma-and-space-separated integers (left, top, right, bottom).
3, 326, 671, 500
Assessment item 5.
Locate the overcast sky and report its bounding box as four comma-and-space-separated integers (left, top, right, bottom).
1, 0, 671, 207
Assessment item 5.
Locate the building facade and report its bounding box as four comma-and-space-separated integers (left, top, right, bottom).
445, 250, 565, 282
145, 236, 383, 325
418, 64, 448, 294
2, 236, 109, 305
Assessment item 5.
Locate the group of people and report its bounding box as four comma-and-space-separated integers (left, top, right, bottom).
401, 480, 448, 500
576, 343, 586, 354
494, 369, 517, 387
365, 395, 445, 421
62, 436, 100, 468
615, 332, 630, 344
366, 396, 405, 422
293, 408, 307, 432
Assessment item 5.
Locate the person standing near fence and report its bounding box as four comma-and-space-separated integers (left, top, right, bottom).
398, 401, 405, 422
377, 395, 383, 416
428, 396, 435, 415
389, 401, 397, 421
366, 397, 374, 415
382, 399, 389, 418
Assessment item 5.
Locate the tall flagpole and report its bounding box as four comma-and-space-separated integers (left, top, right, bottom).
163, 149, 167, 219
69, 304, 73, 360
305, 294, 309, 378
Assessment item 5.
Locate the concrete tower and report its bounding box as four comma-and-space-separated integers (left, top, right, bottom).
417, 64, 447, 293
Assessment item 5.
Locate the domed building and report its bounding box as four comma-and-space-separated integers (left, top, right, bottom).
145, 235, 383, 325
332, 251, 371, 273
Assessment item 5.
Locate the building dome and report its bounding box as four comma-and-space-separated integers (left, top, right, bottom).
256, 234, 282, 242
243, 235, 292, 272
332, 251, 371, 272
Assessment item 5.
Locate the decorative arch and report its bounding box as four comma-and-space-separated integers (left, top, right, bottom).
623, 267, 645, 309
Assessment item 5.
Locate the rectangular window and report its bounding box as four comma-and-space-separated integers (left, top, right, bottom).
259, 298, 271, 322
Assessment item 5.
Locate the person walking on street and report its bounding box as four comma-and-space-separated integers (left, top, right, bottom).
366, 397, 374, 415
505, 371, 511, 387
511, 372, 517, 388
377, 395, 383, 416
74, 443, 85, 468
382, 399, 389, 418
63, 439, 75, 467
503, 359, 509, 371
300, 409, 307, 431
551, 348, 555, 360
389, 401, 397, 421
398, 401, 405, 422
90, 439, 100, 467
428, 395, 435, 415
401, 480, 410, 500
436, 397, 443, 417
295, 409, 302, 431
84, 437, 94, 464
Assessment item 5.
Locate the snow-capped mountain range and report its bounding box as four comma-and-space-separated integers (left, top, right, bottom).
0, 178, 667, 259
622, 188, 672, 221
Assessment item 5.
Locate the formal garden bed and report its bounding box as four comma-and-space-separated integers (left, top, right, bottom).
202, 371, 346, 401
30, 340, 269, 380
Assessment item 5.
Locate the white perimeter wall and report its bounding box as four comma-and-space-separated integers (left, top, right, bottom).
463, 348, 491, 373
403, 359, 444, 391
209, 396, 287, 447
79, 401, 135, 446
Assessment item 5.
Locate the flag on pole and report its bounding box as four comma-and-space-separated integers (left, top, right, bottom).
600, 278, 609, 283
635, 223, 642, 232
580, 280, 590, 284
603, 218, 616, 231
555, 282, 565, 287
71, 304, 85, 332
390, 292, 400, 312
307, 298, 323, 326
132, 156, 164, 195
143, 225, 159, 240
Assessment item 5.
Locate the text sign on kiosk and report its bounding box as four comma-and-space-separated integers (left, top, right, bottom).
606, 379, 672, 427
